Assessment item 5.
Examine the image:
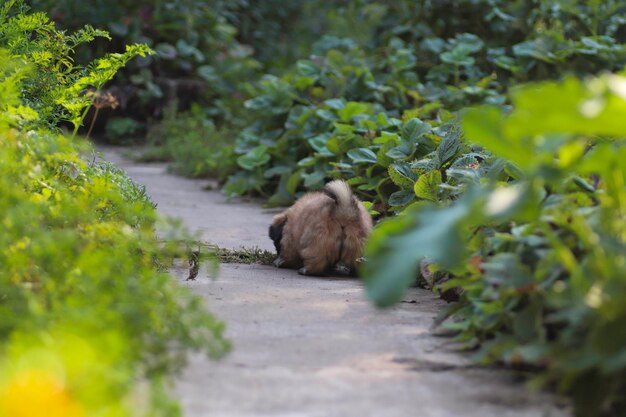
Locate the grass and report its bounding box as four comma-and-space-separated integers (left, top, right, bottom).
214, 246, 275, 265
183, 241, 276, 266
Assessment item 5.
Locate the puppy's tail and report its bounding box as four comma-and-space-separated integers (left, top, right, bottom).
323, 180, 359, 223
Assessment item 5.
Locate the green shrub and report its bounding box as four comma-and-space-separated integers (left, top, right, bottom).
219, 0, 626, 208
0, 2, 229, 415
0, 0, 151, 132
105, 116, 143, 143
28, 0, 261, 127
363, 72, 626, 417
144, 105, 238, 180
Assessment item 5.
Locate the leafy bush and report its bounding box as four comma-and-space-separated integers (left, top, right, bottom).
0, 0, 152, 132
143, 105, 238, 180
28, 0, 261, 127
218, 0, 626, 209
363, 73, 626, 417
0, 2, 229, 415
105, 116, 143, 143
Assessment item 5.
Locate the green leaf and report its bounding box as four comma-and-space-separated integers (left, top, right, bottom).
334, 123, 356, 133
411, 153, 441, 172
303, 170, 326, 188
363, 193, 479, 307
388, 162, 417, 189
440, 46, 475, 66
347, 148, 377, 164
388, 189, 415, 207
414, 170, 442, 202
386, 143, 414, 160
436, 130, 461, 165
296, 60, 319, 77
155, 43, 177, 60
297, 156, 316, 167
307, 133, 331, 152
376, 140, 396, 168
316, 109, 337, 121
512, 39, 556, 63
237, 145, 270, 170
462, 106, 534, 169
324, 98, 346, 110
401, 118, 431, 143
337, 102, 372, 122
506, 75, 626, 138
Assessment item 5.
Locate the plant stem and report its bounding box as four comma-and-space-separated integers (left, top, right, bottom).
86, 106, 100, 139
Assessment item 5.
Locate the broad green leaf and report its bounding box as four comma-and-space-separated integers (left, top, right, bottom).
450, 154, 480, 169
316, 109, 337, 121
373, 131, 400, 145
297, 156, 316, 167
334, 123, 356, 134
388, 162, 417, 189
264, 165, 292, 178
363, 193, 479, 307
388, 189, 415, 207
296, 60, 319, 77
512, 39, 556, 63
324, 98, 346, 110
386, 143, 414, 160
440, 46, 474, 66
237, 145, 270, 170
401, 118, 431, 143
414, 170, 442, 202
506, 75, 626, 138
376, 140, 396, 168
338, 102, 372, 122
436, 130, 461, 164
411, 154, 441, 172
155, 43, 177, 59
462, 106, 533, 168
307, 133, 331, 152
303, 170, 326, 188
347, 148, 377, 164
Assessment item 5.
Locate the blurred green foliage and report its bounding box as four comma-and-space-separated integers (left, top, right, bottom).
143, 104, 238, 180
1, 2, 229, 415
28, 0, 261, 124
363, 73, 626, 417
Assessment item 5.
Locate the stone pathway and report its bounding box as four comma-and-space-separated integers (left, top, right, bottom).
101, 146, 570, 417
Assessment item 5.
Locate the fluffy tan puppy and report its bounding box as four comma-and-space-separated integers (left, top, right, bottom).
269, 180, 373, 276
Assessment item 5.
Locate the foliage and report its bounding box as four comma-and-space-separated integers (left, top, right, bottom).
105, 116, 143, 143
1, 0, 151, 131
28, 0, 261, 126
363, 73, 626, 417
144, 104, 237, 180
217, 0, 626, 210
0, 3, 229, 415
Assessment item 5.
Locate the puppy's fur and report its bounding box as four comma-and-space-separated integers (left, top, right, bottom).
269, 180, 373, 276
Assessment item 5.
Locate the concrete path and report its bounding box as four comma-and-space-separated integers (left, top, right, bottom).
100, 147, 570, 417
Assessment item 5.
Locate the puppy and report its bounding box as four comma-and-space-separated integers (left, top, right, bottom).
269, 180, 373, 276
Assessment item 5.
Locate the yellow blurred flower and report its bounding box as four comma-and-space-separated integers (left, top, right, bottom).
0, 369, 85, 417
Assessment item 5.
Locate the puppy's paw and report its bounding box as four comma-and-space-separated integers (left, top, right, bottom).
273, 257, 286, 268
297, 267, 308, 275
333, 263, 352, 276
